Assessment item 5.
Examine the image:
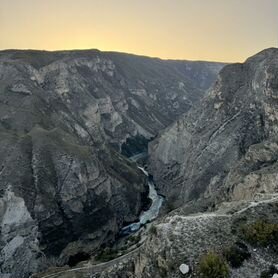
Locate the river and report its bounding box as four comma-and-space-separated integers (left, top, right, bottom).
120, 154, 164, 235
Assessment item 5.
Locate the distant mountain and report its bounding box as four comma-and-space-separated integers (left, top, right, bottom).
0, 49, 223, 277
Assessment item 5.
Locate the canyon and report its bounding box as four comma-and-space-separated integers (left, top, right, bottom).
1, 48, 278, 278
0, 49, 223, 277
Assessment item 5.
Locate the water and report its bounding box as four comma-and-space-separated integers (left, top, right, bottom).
138, 170, 164, 225
129, 152, 148, 162
120, 156, 164, 235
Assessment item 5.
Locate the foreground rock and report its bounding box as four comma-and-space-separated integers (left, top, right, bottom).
179, 264, 190, 275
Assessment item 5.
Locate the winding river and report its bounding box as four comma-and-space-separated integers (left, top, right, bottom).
120, 154, 164, 235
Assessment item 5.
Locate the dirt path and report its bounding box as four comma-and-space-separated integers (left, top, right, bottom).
234, 194, 278, 215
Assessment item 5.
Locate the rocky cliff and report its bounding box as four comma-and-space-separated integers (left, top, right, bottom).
149, 48, 278, 208
0, 49, 223, 278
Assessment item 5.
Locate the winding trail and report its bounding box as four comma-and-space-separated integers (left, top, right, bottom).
234, 194, 278, 215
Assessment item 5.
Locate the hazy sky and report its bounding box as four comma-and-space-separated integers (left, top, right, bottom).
0, 0, 277, 62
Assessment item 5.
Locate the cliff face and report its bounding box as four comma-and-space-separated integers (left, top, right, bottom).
149, 48, 278, 207
0, 50, 222, 277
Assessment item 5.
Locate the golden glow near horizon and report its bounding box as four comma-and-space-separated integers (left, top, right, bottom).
0, 0, 277, 62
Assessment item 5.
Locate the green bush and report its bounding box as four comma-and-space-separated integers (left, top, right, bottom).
223, 242, 251, 268
241, 220, 278, 247
198, 252, 229, 278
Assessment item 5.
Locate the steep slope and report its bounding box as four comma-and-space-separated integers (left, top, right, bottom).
149, 48, 278, 208
0, 49, 223, 277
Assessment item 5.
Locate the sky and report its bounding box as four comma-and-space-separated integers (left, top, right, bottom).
0, 0, 277, 62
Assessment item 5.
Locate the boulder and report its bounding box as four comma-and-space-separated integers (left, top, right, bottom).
179, 263, 190, 275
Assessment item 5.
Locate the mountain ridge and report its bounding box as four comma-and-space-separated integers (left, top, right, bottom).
0, 48, 231, 64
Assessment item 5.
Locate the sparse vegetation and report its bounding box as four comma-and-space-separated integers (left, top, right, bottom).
129, 234, 141, 244
198, 251, 229, 278
241, 220, 278, 247
95, 248, 118, 262
158, 265, 168, 277
223, 242, 251, 268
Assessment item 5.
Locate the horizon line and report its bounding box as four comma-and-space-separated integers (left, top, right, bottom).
0, 47, 236, 64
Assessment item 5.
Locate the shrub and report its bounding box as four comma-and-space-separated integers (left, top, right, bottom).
129, 234, 141, 244
166, 201, 176, 212
198, 252, 229, 278
149, 225, 157, 236
260, 265, 277, 278
241, 220, 278, 247
223, 242, 251, 268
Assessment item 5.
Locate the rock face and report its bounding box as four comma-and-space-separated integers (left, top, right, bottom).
149, 48, 278, 208
0, 49, 223, 277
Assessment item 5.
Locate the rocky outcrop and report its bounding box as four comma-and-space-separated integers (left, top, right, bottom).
149, 48, 278, 208
0, 49, 223, 277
